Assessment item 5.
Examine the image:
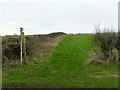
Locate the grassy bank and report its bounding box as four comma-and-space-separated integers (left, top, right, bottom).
3, 35, 118, 88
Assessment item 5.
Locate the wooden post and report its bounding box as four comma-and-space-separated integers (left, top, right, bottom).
22, 32, 28, 64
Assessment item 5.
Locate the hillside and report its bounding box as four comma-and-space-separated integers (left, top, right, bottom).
2, 34, 118, 88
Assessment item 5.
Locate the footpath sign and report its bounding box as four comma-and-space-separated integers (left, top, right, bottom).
20, 28, 28, 64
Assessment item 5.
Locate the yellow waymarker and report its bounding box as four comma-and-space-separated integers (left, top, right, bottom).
21, 31, 28, 64
22, 32, 25, 44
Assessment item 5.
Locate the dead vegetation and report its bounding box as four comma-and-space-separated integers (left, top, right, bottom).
88, 72, 118, 78
83, 52, 107, 69
83, 25, 119, 68
83, 51, 118, 69
2, 32, 66, 64
94, 25, 119, 63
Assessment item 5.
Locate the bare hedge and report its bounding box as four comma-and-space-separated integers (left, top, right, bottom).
2, 32, 66, 64
94, 25, 119, 63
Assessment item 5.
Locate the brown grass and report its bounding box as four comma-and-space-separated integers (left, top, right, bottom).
2, 32, 66, 64
26, 32, 66, 55
88, 72, 118, 78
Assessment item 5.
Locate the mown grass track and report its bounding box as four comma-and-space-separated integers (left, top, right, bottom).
3, 35, 118, 88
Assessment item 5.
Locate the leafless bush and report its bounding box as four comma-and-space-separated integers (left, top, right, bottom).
93, 25, 118, 63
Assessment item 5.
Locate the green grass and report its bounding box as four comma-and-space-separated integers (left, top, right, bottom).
3, 35, 118, 88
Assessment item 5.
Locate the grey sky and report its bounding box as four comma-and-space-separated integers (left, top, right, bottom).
0, 0, 119, 35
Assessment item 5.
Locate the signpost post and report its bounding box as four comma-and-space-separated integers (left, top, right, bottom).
22, 32, 27, 64
118, 1, 120, 62
20, 27, 23, 64
20, 27, 28, 64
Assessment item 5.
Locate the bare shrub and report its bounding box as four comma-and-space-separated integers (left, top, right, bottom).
93, 25, 118, 63
2, 36, 20, 63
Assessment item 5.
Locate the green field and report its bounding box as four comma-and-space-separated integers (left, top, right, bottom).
3, 35, 118, 88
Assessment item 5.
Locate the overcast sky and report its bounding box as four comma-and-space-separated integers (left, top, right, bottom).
0, 0, 119, 35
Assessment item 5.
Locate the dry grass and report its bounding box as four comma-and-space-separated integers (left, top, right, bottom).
83, 52, 107, 69
26, 32, 66, 55
88, 72, 118, 78
2, 32, 66, 64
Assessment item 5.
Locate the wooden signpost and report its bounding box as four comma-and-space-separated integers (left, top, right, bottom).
20, 27, 28, 64
22, 32, 28, 64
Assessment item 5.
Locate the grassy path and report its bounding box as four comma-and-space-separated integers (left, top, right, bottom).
3, 35, 118, 88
